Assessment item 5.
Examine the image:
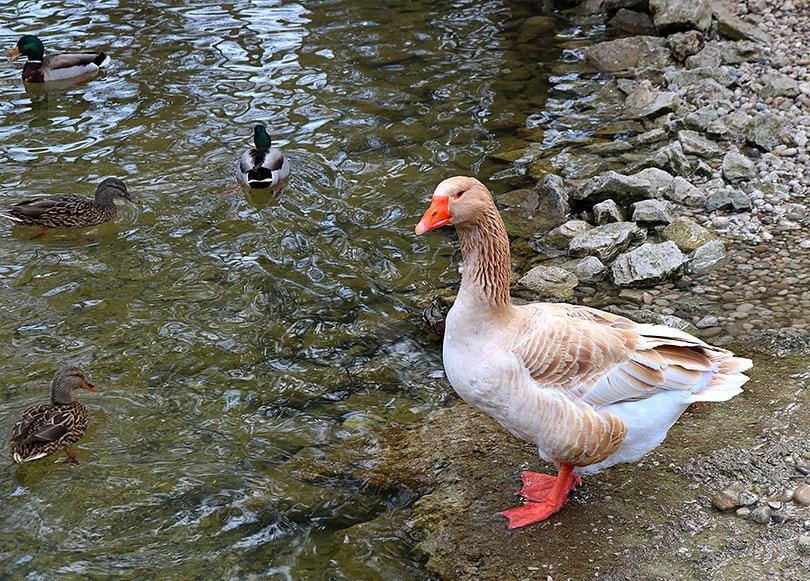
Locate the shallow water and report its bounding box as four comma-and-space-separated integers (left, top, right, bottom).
0, 0, 577, 578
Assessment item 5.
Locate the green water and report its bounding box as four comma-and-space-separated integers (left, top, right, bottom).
0, 0, 567, 578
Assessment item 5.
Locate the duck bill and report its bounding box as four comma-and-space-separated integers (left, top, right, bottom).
8, 47, 21, 61
125, 193, 139, 204
415, 196, 451, 235
82, 380, 99, 392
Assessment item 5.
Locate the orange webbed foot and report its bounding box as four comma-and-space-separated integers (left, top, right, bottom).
501, 464, 580, 528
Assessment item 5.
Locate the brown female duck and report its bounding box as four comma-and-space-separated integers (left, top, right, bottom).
9, 34, 110, 83
10, 365, 98, 465
1, 177, 138, 238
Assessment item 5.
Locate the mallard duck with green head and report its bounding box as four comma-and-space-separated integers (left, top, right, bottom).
9, 34, 110, 83
226, 125, 290, 194
10, 365, 99, 465
1, 177, 138, 238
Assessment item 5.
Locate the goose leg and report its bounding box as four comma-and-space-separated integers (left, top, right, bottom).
501, 463, 579, 528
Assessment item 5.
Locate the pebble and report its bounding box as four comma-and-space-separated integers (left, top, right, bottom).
794, 484, 810, 506
749, 505, 772, 525
799, 535, 810, 556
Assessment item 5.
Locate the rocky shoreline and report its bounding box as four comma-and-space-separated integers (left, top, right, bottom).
304, 1, 810, 579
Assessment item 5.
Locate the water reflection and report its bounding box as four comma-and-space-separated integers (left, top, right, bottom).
0, 0, 564, 577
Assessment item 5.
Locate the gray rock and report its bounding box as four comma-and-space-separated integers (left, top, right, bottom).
499, 174, 570, 238
648, 142, 692, 176
685, 40, 761, 68
622, 81, 681, 119
721, 151, 756, 183
757, 71, 801, 100
704, 189, 752, 212
517, 266, 578, 300
799, 535, 810, 556
593, 199, 625, 224
545, 220, 592, 248
666, 176, 706, 207
650, 0, 712, 33
684, 105, 721, 131
634, 167, 675, 192
565, 256, 606, 283
749, 505, 771, 524
663, 217, 718, 251
667, 30, 704, 62
608, 9, 657, 36
610, 241, 686, 288
569, 222, 647, 262
688, 239, 730, 273
678, 129, 725, 158
630, 199, 677, 226
708, 111, 753, 141
585, 36, 669, 73
713, 6, 772, 43
574, 171, 657, 206
746, 111, 796, 151
665, 66, 738, 89
681, 78, 735, 108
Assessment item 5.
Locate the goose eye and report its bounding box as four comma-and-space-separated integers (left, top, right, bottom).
453, 191, 465, 200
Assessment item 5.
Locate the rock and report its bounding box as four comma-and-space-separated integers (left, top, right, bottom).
608, 9, 657, 36
593, 199, 625, 224
678, 129, 725, 158
712, 481, 749, 511
569, 222, 647, 262
499, 174, 570, 238
517, 265, 578, 300
688, 239, 730, 273
630, 199, 677, 226
721, 151, 756, 183
650, 0, 712, 33
757, 71, 801, 100
663, 217, 718, 251
622, 81, 681, 119
684, 106, 720, 131
667, 30, 704, 62
666, 176, 706, 207
585, 36, 669, 73
664, 67, 738, 89
647, 142, 692, 177
516, 16, 556, 44
685, 40, 761, 68
799, 535, 810, 556
564, 256, 606, 283
793, 484, 810, 506
634, 167, 675, 192
610, 241, 686, 288
713, 6, 773, 43
746, 111, 796, 151
708, 111, 753, 141
544, 220, 593, 249
704, 189, 752, 212
749, 505, 771, 524
681, 78, 735, 108
574, 171, 657, 206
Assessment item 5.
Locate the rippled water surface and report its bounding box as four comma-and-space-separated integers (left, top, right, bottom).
0, 0, 574, 578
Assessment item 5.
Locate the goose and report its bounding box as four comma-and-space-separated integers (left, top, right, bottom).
415, 176, 752, 528
8, 34, 110, 83
10, 365, 98, 465
1, 177, 138, 238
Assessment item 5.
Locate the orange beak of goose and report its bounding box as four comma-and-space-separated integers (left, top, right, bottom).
415, 195, 451, 235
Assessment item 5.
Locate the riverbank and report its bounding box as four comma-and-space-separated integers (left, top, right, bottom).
303, 1, 810, 579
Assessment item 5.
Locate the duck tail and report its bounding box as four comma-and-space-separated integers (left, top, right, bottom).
94, 52, 111, 68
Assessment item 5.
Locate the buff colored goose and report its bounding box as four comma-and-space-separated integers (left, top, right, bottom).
415, 176, 752, 528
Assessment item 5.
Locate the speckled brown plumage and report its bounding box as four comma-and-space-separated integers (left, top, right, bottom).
1, 177, 137, 237
10, 365, 98, 464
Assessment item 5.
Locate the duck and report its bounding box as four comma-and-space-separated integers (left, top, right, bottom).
1, 177, 138, 238
227, 124, 290, 194
10, 365, 98, 464
8, 34, 110, 83
415, 176, 752, 528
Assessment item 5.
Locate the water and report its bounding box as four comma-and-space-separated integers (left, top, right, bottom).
0, 0, 569, 578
